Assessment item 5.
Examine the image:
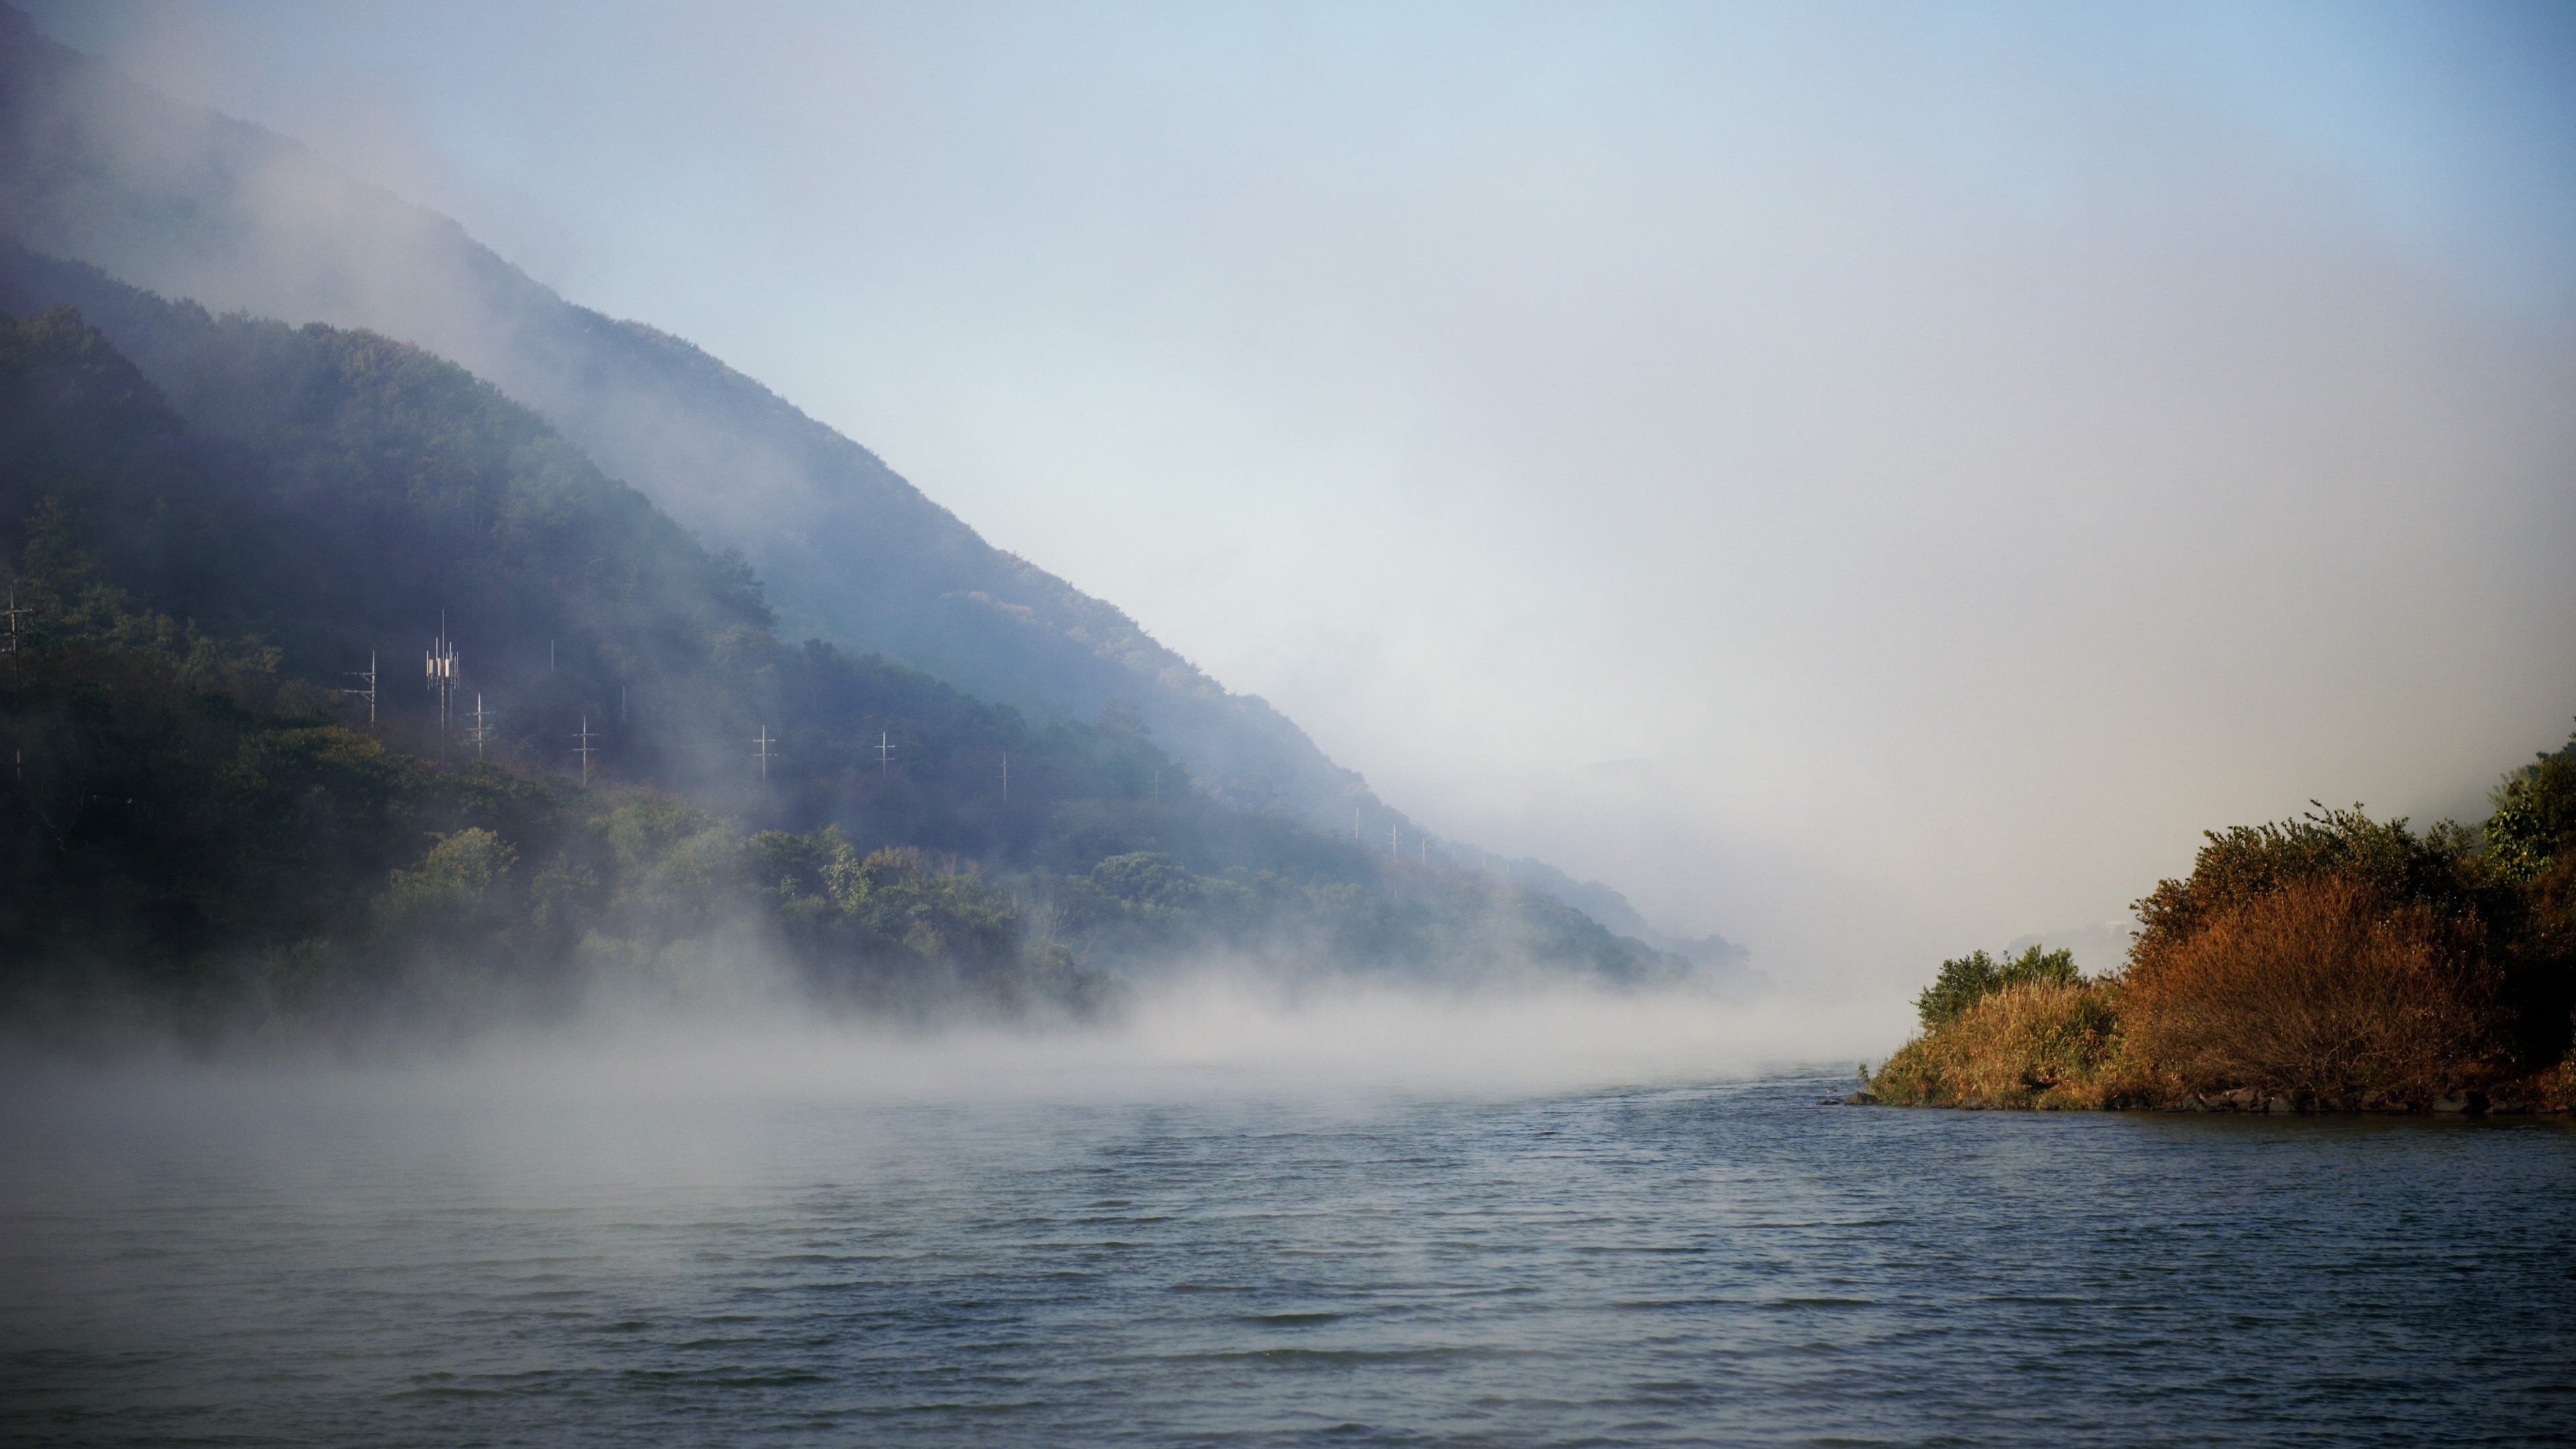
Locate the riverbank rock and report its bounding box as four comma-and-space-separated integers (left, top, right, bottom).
2428, 1091, 2487, 1115
1842, 1091, 1880, 1106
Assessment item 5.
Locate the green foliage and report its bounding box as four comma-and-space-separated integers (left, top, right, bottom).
2485, 723, 2576, 883
374, 828, 517, 941
1917, 945, 2080, 1028
1089, 851, 1201, 913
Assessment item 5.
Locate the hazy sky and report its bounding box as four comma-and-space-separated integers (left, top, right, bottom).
24, 1, 2576, 990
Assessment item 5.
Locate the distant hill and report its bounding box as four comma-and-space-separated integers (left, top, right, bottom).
0, 297, 1711, 1026
0, 3, 1693, 949
0, 8, 1336, 812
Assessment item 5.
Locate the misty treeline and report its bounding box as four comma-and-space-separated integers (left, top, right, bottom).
1872, 743, 2576, 1112
0, 269, 1691, 1037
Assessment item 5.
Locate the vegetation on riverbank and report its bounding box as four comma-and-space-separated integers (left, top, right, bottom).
1869, 746, 2576, 1114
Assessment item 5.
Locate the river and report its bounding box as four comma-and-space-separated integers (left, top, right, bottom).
3, 1051, 2569, 1446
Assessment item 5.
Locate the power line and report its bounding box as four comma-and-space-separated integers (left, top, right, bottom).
339, 651, 378, 725
466, 693, 496, 758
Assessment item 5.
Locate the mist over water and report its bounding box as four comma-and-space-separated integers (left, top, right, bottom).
6, 1040, 2568, 1447
14, 966, 1873, 1110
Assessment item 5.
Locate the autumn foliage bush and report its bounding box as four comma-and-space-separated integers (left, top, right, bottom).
2120, 876, 2498, 1102
1870, 978, 2133, 1109
1873, 729, 2576, 1111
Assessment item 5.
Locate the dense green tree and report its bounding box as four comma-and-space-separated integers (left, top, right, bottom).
1916, 945, 2080, 1028
2485, 724, 2576, 883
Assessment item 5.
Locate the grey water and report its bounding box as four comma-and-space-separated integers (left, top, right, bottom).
3, 1068, 2571, 1447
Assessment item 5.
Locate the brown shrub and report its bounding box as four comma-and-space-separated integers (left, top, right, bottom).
2122, 875, 2498, 1101
1871, 979, 2139, 1109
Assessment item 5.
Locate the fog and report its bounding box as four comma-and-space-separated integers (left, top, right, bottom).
12, 966, 1879, 1115
18, 0, 2576, 998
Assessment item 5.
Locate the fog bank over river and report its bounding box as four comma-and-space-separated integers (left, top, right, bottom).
9, 971, 1882, 1116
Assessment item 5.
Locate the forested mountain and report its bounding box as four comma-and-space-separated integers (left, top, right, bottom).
0, 284, 1711, 1032
0, 4, 1708, 951
0, 10, 1348, 818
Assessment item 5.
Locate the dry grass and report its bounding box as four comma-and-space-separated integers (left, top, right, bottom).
2121, 876, 2498, 1102
1871, 979, 2137, 1110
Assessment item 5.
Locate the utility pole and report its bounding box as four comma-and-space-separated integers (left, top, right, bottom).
342, 651, 378, 724
1152, 768, 1160, 805
753, 726, 777, 782
1391, 824, 1398, 861
1000, 751, 1009, 802
426, 612, 460, 745
0, 588, 24, 660
572, 714, 598, 786
467, 693, 495, 759
877, 732, 894, 778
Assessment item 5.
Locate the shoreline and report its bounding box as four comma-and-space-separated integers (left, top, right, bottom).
1840, 1083, 2576, 1116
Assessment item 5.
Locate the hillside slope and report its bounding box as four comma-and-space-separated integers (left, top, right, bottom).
0, 9, 1346, 814
0, 299, 1707, 1029
0, 5, 1701, 949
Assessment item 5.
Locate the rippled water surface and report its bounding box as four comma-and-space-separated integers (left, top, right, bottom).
3, 1069, 2571, 1446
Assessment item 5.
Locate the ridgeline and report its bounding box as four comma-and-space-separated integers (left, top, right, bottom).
0, 272, 1699, 1039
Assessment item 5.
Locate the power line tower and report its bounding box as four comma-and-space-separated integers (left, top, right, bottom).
0, 587, 25, 661
1152, 768, 1160, 805
1000, 751, 1009, 802
753, 726, 779, 782
877, 731, 894, 778
572, 714, 598, 786
339, 651, 379, 724
466, 694, 496, 759
1391, 824, 1399, 861
425, 613, 461, 742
